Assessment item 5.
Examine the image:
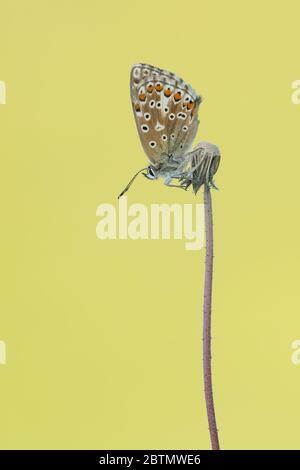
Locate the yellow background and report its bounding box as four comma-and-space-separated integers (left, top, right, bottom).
0, 0, 299, 450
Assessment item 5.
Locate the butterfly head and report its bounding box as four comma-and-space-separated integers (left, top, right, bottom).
143, 165, 158, 180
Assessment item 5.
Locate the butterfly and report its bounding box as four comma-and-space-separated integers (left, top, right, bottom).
118, 64, 220, 198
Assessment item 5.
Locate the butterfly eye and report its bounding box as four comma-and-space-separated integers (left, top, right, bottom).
149, 141, 157, 148
148, 166, 155, 178
169, 113, 175, 120
141, 124, 149, 133
149, 100, 156, 108
144, 113, 151, 121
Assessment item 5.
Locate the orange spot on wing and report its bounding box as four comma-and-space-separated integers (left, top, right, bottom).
147, 84, 154, 93
174, 91, 182, 101
164, 88, 172, 97
135, 103, 141, 112
139, 93, 146, 102
187, 101, 194, 110
155, 83, 163, 92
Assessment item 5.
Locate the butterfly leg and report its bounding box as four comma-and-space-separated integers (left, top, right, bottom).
164, 176, 189, 191
166, 184, 188, 191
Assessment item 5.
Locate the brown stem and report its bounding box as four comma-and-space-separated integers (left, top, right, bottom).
203, 184, 220, 450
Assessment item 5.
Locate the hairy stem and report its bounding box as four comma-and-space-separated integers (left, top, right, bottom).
203, 185, 220, 450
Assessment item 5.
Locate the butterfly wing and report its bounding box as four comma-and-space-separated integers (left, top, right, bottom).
130, 64, 202, 168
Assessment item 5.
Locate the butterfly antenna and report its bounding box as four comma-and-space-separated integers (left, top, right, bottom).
118, 167, 148, 199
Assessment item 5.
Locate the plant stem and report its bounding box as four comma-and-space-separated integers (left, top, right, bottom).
203, 184, 220, 450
